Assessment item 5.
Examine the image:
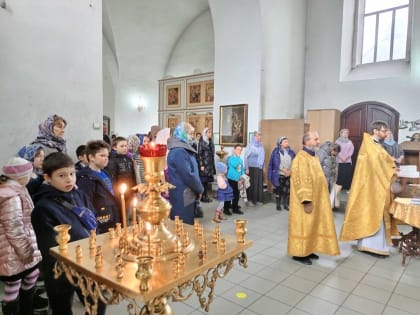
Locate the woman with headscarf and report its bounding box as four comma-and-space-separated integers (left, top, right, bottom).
267, 136, 296, 210
31, 114, 67, 157
17, 144, 45, 197
167, 122, 204, 225
334, 128, 354, 208
383, 130, 404, 166
244, 131, 265, 206
197, 127, 216, 203
127, 134, 142, 184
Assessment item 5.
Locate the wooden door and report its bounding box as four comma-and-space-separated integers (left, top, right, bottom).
340, 101, 399, 166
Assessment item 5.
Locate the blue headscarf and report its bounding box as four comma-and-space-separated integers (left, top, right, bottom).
173, 122, 193, 145
17, 144, 43, 162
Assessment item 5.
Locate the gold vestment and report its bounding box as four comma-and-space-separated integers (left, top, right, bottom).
340, 133, 396, 243
287, 149, 340, 257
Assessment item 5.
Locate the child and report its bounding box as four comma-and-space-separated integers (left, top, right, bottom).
214, 161, 233, 223
17, 143, 46, 197
31, 152, 105, 315
0, 157, 43, 315
106, 136, 137, 201
77, 140, 122, 233
75, 144, 88, 172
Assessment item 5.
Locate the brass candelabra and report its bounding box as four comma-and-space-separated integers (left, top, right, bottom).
51, 144, 251, 314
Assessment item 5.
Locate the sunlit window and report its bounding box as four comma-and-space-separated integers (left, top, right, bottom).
353, 0, 412, 66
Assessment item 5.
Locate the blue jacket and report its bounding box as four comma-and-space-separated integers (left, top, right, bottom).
267, 147, 296, 187
167, 138, 204, 225
31, 184, 93, 290
226, 155, 245, 181
76, 167, 122, 234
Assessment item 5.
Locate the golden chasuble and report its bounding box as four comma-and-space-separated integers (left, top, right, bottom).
287, 149, 340, 257
340, 133, 396, 243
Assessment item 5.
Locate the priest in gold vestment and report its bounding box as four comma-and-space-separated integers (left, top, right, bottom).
288, 131, 340, 265
340, 121, 396, 257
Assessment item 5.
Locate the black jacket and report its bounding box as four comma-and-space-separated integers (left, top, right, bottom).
76, 167, 122, 233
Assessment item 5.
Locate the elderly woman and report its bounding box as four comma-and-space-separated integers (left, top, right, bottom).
167, 122, 203, 225
31, 114, 67, 156
267, 136, 296, 211
244, 131, 265, 206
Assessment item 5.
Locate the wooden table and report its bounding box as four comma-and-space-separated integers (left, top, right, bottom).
50, 222, 253, 314
389, 198, 420, 266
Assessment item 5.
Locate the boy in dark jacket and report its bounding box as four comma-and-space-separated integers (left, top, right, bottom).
31, 152, 106, 315
77, 140, 121, 234
105, 137, 137, 209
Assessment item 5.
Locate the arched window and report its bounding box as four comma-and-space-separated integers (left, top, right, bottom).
353, 0, 413, 67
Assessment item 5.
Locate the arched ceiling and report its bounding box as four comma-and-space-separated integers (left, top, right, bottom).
103, 0, 210, 84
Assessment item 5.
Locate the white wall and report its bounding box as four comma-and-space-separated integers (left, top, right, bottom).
165, 10, 214, 77
304, 0, 420, 142
260, 0, 307, 119
0, 0, 103, 163
210, 0, 262, 149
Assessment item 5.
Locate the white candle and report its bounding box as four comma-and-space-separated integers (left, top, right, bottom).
132, 197, 138, 225
119, 184, 127, 229
145, 222, 152, 255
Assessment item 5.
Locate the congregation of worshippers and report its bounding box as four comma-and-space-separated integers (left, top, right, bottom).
1, 113, 419, 314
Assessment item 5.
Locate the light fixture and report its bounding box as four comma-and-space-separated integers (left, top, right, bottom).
137, 103, 145, 112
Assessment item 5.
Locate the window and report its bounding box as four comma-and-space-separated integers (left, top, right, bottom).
353, 0, 412, 67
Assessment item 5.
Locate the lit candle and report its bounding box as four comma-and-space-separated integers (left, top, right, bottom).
119, 184, 127, 229
145, 222, 152, 256
132, 197, 138, 225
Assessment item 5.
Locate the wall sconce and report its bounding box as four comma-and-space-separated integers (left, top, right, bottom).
137, 103, 145, 112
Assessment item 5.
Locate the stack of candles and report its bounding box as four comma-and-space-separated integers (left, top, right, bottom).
139, 143, 167, 157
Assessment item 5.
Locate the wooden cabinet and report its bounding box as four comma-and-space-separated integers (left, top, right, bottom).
306, 109, 341, 143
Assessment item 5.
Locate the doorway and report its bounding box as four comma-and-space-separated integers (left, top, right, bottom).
340, 101, 400, 166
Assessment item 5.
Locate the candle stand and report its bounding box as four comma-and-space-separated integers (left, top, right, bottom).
50, 144, 252, 314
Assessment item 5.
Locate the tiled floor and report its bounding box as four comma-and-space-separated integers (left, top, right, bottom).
2, 193, 419, 315
74, 193, 420, 314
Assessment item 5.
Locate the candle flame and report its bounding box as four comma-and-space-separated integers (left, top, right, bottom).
145, 222, 152, 232
133, 197, 138, 207
120, 183, 127, 194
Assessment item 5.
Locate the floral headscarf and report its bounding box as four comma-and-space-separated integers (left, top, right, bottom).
17, 144, 43, 162
31, 115, 67, 153
127, 134, 140, 153
173, 122, 194, 145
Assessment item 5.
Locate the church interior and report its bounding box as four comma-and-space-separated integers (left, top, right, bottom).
1, 0, 420, 314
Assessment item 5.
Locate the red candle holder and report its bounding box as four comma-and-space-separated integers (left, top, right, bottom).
139, 143, 167, 157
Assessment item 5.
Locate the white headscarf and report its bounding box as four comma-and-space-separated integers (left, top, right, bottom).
155, 128, 171, 145
202, 127, 210, 144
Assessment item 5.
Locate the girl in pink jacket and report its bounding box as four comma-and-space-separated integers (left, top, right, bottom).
0, 157, 43, 315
